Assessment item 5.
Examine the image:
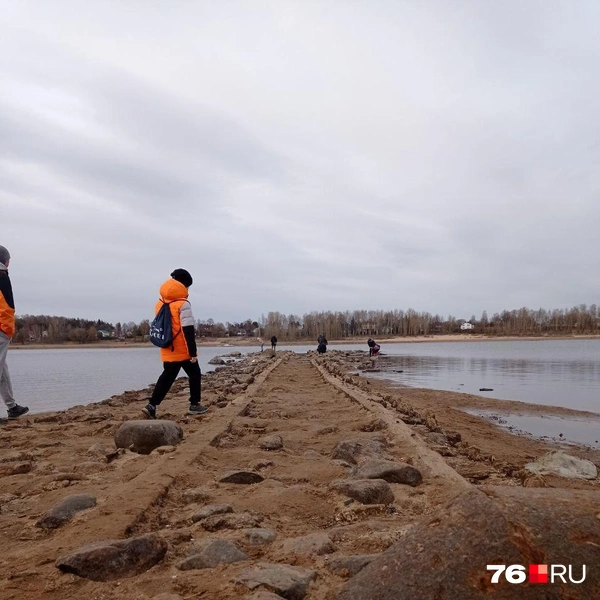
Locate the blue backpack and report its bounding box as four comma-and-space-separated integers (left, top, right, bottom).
149, 300, 179, 348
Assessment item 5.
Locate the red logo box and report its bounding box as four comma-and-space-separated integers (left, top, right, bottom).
529, 564, 548, 584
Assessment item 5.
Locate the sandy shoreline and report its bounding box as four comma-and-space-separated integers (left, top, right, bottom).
9, 333, 600, 351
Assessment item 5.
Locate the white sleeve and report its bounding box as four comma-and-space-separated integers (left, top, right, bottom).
179, 301, 195, 327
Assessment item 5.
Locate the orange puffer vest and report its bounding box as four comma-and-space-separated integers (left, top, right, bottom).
156, 279, 191, 362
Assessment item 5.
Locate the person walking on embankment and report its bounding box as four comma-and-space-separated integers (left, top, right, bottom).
143, 269, 208, 419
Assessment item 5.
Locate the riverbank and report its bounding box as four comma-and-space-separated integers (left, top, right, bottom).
0, 350, 598, 599
10, 333, 600, 350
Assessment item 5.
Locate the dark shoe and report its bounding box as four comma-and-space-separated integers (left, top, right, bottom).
188, 404, 209, 415
7, 404, 29, 419
142, 403, 157, 419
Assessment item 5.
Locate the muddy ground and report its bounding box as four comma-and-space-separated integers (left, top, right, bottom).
0, 349, 598, 599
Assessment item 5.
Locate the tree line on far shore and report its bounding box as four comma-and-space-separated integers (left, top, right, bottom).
13, 304, 600, 344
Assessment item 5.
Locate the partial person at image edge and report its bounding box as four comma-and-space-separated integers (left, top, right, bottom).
0, 245, 29, 420
143, 268, 209, 419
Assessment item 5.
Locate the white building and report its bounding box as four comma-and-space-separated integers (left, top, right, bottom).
460, 322, 474, 331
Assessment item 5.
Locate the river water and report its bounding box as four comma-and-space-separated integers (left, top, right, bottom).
6, 339, 600, 422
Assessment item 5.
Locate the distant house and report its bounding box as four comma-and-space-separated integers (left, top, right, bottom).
97, 329, 111, 339
197, 324, 214, 337
460, 322, 474, 331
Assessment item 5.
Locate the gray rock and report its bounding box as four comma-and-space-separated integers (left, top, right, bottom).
525, 451, 598, 480
330, 479, 394, 505
114, 420, 183, 455
325, 554, 378, 576
36, 493, 97, 529
191, 504, 234, 522
56, 533, 168, 581
259, 435, 284, 450
234, 562, 317, 600
209, 357, 226, 365
182, 486, 213, 504
201, 512, 264, 531
353, 459, 423, 487
339, 487, 600, 599
177, 539, 248, 570
331, 438, 387, 465
220, 470, 264, 484
278, 532, 336, 557
245, 528, 277, 546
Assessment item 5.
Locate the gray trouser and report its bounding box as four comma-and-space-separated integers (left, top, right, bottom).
0, 332, 16, 408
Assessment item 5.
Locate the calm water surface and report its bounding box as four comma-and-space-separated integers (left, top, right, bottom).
367, 339, 600, 414
6, 340, 600, 419
7, 346, 258, 414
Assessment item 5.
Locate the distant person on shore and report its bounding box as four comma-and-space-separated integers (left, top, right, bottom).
367, 338, 381, 368
258, 337, 264, 352
271, 335, 278, 351
143, 269, 208, 419
317, 333, 328, 354
0, 245, 29, 420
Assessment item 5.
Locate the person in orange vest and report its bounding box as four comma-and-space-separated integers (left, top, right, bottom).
0, 245, 29, 420
143, 269, 208, 419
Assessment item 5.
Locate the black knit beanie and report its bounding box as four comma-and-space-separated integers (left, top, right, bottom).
171, 268, 193, 287
0, 245, 10, 266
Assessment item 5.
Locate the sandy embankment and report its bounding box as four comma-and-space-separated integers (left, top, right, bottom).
0, 349, 598, 599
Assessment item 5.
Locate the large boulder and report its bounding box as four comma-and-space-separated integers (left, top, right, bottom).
56, 533, 168, 581
177, 539, 248, 570
245, 528, 277, 546
234, 562, 317, 600
339, 487, 600, 599
330, 479, 394, 505
331, 438, 387, 465
36, 493, 97, 529
114, 420, 183, 455
353, 459, 422, 487
525, 451, 598, 480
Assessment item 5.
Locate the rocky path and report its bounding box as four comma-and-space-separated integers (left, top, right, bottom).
0, 350, 598, 599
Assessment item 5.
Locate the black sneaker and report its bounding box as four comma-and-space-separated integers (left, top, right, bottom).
7, 404, 29, 420
142, 403, 157, 419
188, 404, 209, 415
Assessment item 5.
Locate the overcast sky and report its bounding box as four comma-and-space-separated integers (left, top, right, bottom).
2, 1, 599, 325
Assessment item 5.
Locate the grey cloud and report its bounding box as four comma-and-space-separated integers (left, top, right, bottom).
2, 1, 600, 324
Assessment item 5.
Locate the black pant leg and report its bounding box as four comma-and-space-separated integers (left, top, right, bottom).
180, 360, 201, 405
150, 362, 182, 405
